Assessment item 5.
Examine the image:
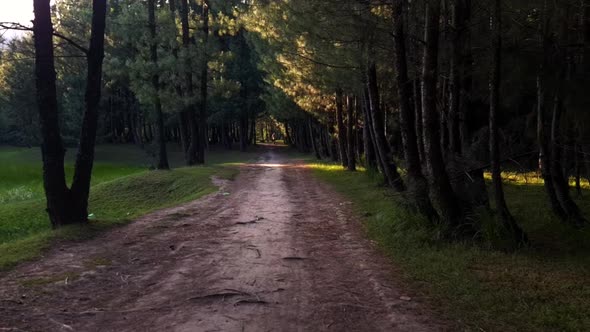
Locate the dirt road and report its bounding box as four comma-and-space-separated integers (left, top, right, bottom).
0, 150, 444, 331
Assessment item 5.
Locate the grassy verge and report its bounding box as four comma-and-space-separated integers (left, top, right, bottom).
310, 163, 590, 331
0, 144, 254, 270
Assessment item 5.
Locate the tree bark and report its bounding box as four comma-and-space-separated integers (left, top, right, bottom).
33, 0, 108, 227
537, 74, 566, 219
366, 62, 405, 191
392, 0, 438, 222
148, 0, 169, 170
33, 0, 71, 228
414, 79, 425, 164
362, 90, 378, 171
422, 0, 462, 227
181, 0, 199, 165
489, 0, 527, 244
550, 81, 586, 227
448, 0, 465, 155
70, 0, 108, 221
346, 95, 357, 171
309, 116, 322, 160
196, 0, 210, 164
336, 88, 349, 168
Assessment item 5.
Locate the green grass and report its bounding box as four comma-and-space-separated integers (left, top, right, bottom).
0, 144, 256, 269
310, 163, 590, 332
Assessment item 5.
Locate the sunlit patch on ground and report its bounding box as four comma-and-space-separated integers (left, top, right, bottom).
483, 171, 590, 189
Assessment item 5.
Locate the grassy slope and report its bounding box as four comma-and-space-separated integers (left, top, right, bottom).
311, 164, 590, 332
0, 145, 256, 269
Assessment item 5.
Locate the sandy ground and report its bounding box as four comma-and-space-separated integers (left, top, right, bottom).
0, 149, 446, 331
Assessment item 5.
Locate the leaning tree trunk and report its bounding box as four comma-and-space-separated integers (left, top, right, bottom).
413, 79, 425, 164
362, 92, 378, 171
70, 0, 108, 222
366, 62, 405, 191
489, 0, 527, 244
392, 0, 438, 222
422, 0, 463, 228
33, 0, 71, 228
336, 88, 349, 168
346, 95, 357, 171
149, 0, 169, 170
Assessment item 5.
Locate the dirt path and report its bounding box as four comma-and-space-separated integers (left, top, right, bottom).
0, 149, 445, 331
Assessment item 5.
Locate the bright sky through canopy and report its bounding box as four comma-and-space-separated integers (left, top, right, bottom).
0, 0, 34, 39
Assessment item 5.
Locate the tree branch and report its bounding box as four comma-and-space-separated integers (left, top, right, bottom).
0, 22, 89, 55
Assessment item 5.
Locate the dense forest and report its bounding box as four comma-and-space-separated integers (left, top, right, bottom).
1, 1, 590, 330
1, 0, 589, 239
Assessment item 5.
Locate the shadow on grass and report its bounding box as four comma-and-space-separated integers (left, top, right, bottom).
309, 163, 590, 332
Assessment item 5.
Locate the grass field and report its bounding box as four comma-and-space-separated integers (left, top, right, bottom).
310, 163, 590, 331
0, 144, 259, 269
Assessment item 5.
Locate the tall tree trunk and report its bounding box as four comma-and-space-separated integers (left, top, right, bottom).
537, 74, 566, 219
366, 62, 405, 191
414, 79, 425, 164
181, 0, 199, 165
346, 95, 357, 171
448, 0, 464, 155
336, 88, 349, 168
169, 0, 190, 161
33, 0, 71, 228
422, 0, 462, 227
149, 0, 169, 170
70, 0, 108, 221
196, 0, 210, 164
392, 0, 438, 221
362, 89, 378, 171
309, 116, 321, 160
239, 115, 248, 152
550, 81, 586, 227
489, 0, 527, 244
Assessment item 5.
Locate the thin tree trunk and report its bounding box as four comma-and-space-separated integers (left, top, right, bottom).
336, 88, 349, 168
422, 0, 462, 227
309, 116, 321, 160
489, 0, 527, 244
149, 0, 169, 170
196, 0, 210, 164
537, 75, 566, 219
181, 0, 199, 165
448, 0, 464, 155
362, 89, 377, 171
414, 79, 425, 163
346, 95, 357, 171
366, 62, 405, 191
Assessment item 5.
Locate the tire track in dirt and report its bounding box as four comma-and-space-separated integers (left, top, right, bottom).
0, 149, 446, 331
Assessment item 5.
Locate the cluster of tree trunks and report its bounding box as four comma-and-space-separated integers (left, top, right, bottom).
292, 0, 588, 242
33, 0, 107, 227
